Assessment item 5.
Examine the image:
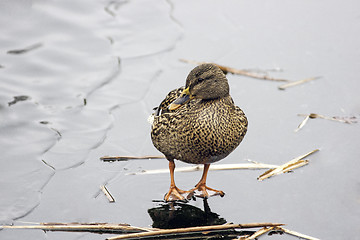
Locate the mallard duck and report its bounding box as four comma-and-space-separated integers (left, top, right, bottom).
151, 63, 248, 201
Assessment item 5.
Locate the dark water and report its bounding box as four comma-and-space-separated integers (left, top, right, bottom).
1, 0, 359, 239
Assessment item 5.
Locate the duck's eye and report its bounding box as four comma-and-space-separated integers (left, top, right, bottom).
198, 78, 205, 83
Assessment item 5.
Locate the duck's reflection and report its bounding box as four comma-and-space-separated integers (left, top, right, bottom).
148, 199, 226, 229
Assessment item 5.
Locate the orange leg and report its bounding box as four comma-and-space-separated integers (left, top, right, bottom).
164, 160, 190, 202
188, 164, 225, 199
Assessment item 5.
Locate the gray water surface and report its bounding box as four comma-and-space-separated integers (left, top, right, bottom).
1, 0, 359, 239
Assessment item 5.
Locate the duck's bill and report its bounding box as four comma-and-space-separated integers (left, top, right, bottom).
168, 87, 192, 111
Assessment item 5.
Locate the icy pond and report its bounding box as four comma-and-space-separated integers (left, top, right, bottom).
1, 0, 359, 239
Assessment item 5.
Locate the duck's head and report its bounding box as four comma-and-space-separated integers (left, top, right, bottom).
169, 64, 229, 110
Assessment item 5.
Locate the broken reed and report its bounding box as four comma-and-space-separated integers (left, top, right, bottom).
258, 149, 319, 181
296, 113, 357, 132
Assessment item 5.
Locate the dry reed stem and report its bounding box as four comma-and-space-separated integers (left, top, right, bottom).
277, 227, 320, 240
296, 113, 357, 132
258, 149, 319, 181
278, 76, 321, 90
300, 113, 357, 123
100, 185, 115, 203
1, 223, 152, 233
295, 115, 311, 132
282, 160, 309, 173
127, 163, 279, 175
107, 223, 284, 240
242, 226, 276, 240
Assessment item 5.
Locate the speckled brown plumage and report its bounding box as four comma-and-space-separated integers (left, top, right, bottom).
152, 95, 247, 164
151, 63, 248, 201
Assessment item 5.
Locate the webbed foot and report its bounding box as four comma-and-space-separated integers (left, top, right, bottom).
164, 186, 192, 202
188, 183, 225, 199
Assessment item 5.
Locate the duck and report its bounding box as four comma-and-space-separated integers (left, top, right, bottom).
151, 63, 248, 201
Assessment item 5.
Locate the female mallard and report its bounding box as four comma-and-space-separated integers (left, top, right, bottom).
151, 63, 247, 201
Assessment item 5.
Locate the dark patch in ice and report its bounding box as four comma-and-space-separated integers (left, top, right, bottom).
8, 96, 30, 106
7, 43, 43, 55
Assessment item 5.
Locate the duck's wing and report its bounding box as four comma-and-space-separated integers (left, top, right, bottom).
154, 87, 184, 116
